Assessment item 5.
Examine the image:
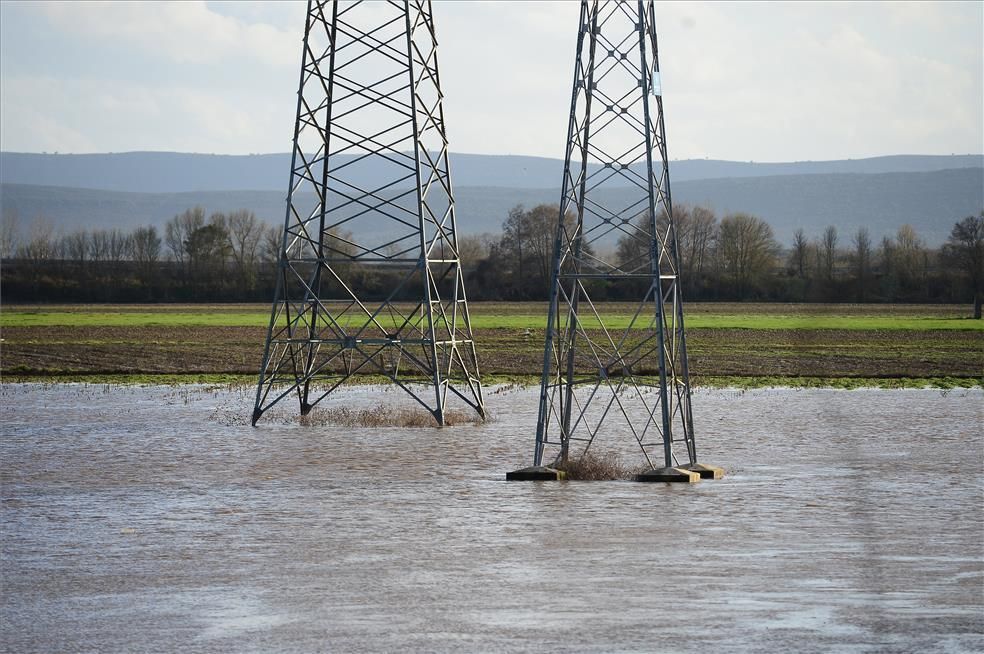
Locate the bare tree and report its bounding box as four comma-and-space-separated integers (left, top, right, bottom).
185, 219, 231, 278
18, 215, 56, 263
852, 227, 872, 301
1, 208, 20, 260
878, 235, 897, 297
820, 225, 838, 281
132, 226, 162, 283
615, 211, 654, 274
523, 204, 558, 285
943, 212, 984, 318
165, 206, 206, 264
894, 224, 925, 292
789, 228, 809, 279
17, 215, 57, 291
617, 206, 684, 272
89, 230, 111, 263
457, 233, 495, 268
500, 205, 528, 283
261, 223, 282, 265
615, 204, 716, 296
498, 204, 563, 296
108, 228, 133, 263
64, 229, 90, 265
227, 210, 263, 292
682, 205, 717, 294
715, 212, 780, 298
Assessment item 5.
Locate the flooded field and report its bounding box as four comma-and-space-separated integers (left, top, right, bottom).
1, 383, 982, 653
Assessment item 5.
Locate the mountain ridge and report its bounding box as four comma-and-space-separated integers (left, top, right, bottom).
2, 150, 982, 194
3, 167, 981, 247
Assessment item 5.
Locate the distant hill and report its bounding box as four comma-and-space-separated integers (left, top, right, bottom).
3, 167, 981, 246
1, 150, 982, 193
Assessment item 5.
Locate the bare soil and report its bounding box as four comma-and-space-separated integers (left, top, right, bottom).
2, 323, 980, 380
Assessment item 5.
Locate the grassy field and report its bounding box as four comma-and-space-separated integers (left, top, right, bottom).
2, 302, 981, 386
3, 303, 982, 331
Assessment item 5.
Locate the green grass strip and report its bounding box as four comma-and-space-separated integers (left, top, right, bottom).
3, 311, 983, 331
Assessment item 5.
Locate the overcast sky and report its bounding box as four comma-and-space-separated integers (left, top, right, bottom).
1, 1, 981, 162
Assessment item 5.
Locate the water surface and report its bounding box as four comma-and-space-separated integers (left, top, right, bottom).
1, 384, 982, 653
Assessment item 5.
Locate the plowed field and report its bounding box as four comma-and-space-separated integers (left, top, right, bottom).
2, 303, 980, 383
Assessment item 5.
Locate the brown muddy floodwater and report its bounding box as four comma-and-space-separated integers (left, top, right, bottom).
1, 383, 982, 653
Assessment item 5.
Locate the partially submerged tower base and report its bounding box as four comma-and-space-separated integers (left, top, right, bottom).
508, 0, 721, 483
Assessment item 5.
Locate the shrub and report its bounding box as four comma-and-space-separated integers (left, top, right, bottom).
554, 450, 633, 480
298, 404, 480, 427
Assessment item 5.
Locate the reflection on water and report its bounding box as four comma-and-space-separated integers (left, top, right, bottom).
1, 383, 982, 653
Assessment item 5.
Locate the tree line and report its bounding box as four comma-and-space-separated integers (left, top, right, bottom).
465, 204, 982, 317
2, 204, 982, 317
1, 207, 281, 302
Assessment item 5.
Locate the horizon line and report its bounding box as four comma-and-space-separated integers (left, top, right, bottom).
2, 150, 983, 165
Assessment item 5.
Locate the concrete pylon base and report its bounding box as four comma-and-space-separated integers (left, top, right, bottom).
635, 467, 700, 483
506, 466, 567, 481
681, 463, 725, 479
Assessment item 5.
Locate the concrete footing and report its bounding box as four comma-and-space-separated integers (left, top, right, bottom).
681, 463, 725, 479
635, 467, 700, 483
505, 466, 567, 481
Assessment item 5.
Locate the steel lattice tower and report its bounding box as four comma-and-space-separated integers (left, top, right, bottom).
531, 0, 707, 476
253, 0, 485, 425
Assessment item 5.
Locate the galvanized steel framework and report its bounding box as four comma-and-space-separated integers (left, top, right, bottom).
533, 0, 697, 469
253, 0, 485, 425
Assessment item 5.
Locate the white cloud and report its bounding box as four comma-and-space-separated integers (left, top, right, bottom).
437, 1, 579, 157
36, 0, 299, 67
0, 1, 980, 159
0, 75, 293, 154
652, 2, 983, 160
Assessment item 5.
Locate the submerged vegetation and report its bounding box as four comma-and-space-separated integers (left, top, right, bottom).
553, 451, 636, 481
298, 404, 481, 428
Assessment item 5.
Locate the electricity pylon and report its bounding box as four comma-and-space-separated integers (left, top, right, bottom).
253, 0, 485, 425
529, 0, 715, 479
